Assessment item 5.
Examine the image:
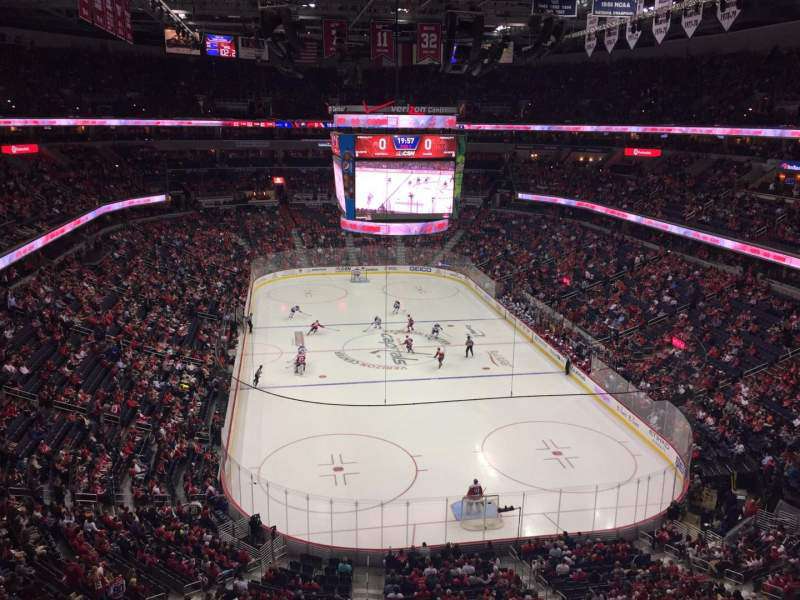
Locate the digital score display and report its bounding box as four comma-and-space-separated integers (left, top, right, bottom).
355, 135, 457, 159
205, 34, 237, 58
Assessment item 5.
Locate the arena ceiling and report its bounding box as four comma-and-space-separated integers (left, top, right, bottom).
1, 0, 799, 57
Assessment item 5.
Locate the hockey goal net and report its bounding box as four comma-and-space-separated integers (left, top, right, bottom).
349, 268, 369, 283
458, 494, 503, 531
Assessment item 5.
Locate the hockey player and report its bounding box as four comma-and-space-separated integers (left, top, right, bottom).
289, 305, 301, 319
406, 315, 415, 333
308, 320, 325, 335
404, 335, 414, 353
431, 323, 442, 338
298, 344, 306, 356
253, 364, 263, 387
433, 347, 445, 369
464, 478, 484, 515
392, 300, 401, 315
294, 352, 306, 375
372, 316, 382, 329
465, 334, 474, 358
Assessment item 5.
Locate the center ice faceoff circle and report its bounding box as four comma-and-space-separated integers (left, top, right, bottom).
336, 329, 453, 370
481, 421, 639, 492
257, 433, 418, 512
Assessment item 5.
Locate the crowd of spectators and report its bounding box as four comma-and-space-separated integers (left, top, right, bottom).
382, 542, 534, 600
0, 145, 160, 251
0, 207, 298, 598
512, 154, 799, 253
2, 150, 800, 598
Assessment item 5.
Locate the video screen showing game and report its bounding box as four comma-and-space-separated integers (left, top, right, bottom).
355, 161, 455, 218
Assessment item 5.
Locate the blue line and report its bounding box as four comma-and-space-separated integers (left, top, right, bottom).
262, 369, 559, 390
256, 317, 502, 330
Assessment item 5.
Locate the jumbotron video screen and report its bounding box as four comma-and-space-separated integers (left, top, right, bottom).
355, 161, 455, 217
332, 132, 465, 223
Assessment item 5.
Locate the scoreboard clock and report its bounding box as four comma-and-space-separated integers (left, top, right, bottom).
205, 34, 237, 58
355, 135, 457, 159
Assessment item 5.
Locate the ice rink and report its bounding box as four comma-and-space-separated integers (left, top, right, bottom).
223, 270, 683, 550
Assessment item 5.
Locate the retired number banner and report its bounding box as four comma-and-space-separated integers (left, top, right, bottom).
371, 21, 395, 62
625, 0, 644, 49
415, 23, 442, 64
604, 18, 620, 53
585, 14, 599, 57
681, 3, 703, 38
652, 0, 672, 45
717, 0, 741, 31
323, 19, 348, 58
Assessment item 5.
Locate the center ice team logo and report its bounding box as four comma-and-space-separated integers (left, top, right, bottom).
334, 329, 450, 370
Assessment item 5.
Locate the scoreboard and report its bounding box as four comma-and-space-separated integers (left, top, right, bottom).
355, 135, 457, 159
205, 34, 237, 58
331, 131, 466, 232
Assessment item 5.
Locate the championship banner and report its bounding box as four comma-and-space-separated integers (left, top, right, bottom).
323, 19, 348, 58
625, 0, 644, 49
593, 0, 637, 17
123, 1, 133, 42
534, 0, 578, 17
92, 0, 106, 31
371, 21, 395, 62
681, 3, 703, 38
652, 0, 672, 45
717, 0, 741, 31
585, 14, 599, 57
415, 23, 442, 64
104, 0, 115, 33
78, 0, 92, 23
604, 18, 620, 53
114, 0, 126, 40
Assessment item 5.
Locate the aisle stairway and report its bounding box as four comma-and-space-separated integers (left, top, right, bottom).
395, 238, 407, 264
345, 233, 360, 263
281, 204, 310, 267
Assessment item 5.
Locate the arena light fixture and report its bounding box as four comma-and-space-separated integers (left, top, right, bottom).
3, 117, 800, 140
0, 194, 168, 272
518, 192, 800, 270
